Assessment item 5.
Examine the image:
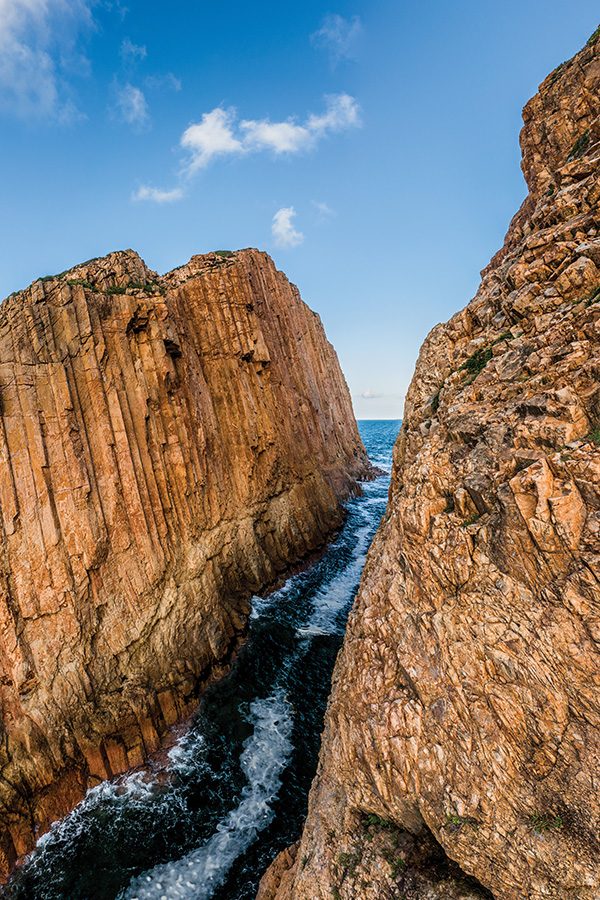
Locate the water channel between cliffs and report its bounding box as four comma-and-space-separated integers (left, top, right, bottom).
3, 420, 400, 900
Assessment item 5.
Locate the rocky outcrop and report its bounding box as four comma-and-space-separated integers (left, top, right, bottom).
0, 248, 370, 878
265, 29, 600, 900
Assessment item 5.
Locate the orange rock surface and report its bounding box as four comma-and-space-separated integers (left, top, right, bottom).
0, 248, 370, 878
264, 29, 600, 900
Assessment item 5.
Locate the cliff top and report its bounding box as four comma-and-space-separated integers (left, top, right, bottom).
1, 247, 271, 308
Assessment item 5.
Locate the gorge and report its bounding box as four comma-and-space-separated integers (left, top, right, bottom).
0, 22, 599, 900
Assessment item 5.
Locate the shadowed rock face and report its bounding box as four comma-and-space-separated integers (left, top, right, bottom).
261, 30, 600, 900
0, 248, 370, 878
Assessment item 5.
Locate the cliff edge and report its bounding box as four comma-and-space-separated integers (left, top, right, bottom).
261, 28, 600, 900
0, 248, 370, 878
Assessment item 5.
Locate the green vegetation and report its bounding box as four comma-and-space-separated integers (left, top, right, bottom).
431, 390, 441, 413
363, 814, 397, 831
461, 514, 481, 528
77, 256, 101, 268
587, 25, 600, 46
67, 279, 94, 290
587, 427, 600, 446
528, 813, 563, 834
445, 813, 479, 830
567, 130, 590, 161
549, 61, 567, 85
337, 851, 361, 875
106, 281, 147, 295
214, 250, 235, 258
459, 346, 493, 376
331, 889, 341, 900
458, 332, 511, 381
585, 286, 600, 307
382, 848, 406, 879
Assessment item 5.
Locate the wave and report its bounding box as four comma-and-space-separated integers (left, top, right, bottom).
121, 693, 293, 900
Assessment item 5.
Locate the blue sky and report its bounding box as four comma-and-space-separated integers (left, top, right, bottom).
0, 2, 598, 418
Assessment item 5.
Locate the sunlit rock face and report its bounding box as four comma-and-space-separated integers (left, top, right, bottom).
262, 30, 600, 900
0, 248, 370, 878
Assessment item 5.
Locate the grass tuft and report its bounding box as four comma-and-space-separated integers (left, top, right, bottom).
567, 130, 590, 161
459, 346, 493, 377
461, 513, 481, 528
528, 813, 563, 834
445, 813, 479, 830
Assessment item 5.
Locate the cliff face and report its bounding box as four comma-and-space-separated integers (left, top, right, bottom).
262, 31, 600, 900
0, 248, 370, 878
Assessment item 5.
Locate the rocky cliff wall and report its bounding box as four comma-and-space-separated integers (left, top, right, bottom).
261, 29, 600, 900
0, 248, 370, 878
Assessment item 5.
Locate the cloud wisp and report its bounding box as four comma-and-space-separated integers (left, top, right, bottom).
311, 14, 363, 66
0, 0, 93, 120
272, 207, 304, 248
133, 185, 184, 204
114, 82, 149, 128
120, 37, 147, 64
313, 200, 335, 218
180, 93, 361, 174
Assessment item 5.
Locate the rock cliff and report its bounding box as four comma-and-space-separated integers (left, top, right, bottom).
261, 29, 600, 900
0, 248, 370, 879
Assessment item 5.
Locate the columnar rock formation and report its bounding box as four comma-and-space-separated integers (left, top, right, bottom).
261, 29, 600, 900
0, 248, 370, 878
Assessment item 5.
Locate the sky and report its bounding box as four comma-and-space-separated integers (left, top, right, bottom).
0, 2, 598, 419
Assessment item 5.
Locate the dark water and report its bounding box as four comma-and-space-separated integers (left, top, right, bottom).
3, 420, 400, 900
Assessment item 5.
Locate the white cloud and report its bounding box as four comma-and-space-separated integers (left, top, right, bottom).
181, 94, 360, 172
360, 389, 383, 400
240, 118, 311, 154
0, 0, 93, 119
311, 14, 362, 65
308, 93, 360, 133
132, 185, 183, 203
181, 107, 243, 173
121, 37, 147, 64
272, 207, 304, 248
115, 82, 149, 127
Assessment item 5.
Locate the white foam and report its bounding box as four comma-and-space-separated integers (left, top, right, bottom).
166, 729, 207, 775
122, 693, 293, 900
296, 509, 380, 638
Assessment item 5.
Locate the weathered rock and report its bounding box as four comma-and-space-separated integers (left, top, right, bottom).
0, 248, 370, 879
267, 28, 600, 900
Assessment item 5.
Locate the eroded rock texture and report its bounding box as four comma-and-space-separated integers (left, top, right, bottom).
265, 30, 600, 900
0, 248, 370, 877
